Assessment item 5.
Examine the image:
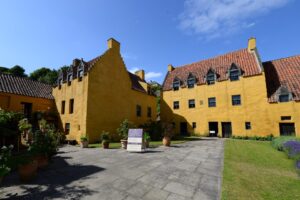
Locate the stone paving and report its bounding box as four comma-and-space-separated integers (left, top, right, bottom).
0, 137, 224, 200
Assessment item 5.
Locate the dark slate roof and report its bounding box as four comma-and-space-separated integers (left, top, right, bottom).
162, 48, 261, 91
0, 73, 54, 99
263, 55, 300, 102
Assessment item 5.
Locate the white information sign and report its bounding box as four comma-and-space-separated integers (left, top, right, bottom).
127, 129, 144, 152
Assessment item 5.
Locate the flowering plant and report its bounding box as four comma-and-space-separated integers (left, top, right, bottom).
0, 145, 13, 177
283, 141, 300, 160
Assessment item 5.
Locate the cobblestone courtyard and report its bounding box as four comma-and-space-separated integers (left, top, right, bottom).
1, 138, 224, 200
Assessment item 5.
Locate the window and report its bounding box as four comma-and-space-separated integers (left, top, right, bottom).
78, 69, 83, 81
67, 74, 72, 86
188, 99, 195, 108
279, 94, 289, 102
136, 105, 141, 117
208, 97, 216, 107
61, 101, 65, 114
173, 79, 180, 91
245, 122, 251, 130
58, 78, 63, 89
69, 99, 74, 114
192, 122, 196, 129
229, 64, 240, 81
21, 102, 32, 119
232, 95, 241, 106
173, 101, 179, 109
147, 107, 152, 118
65, 123, 70, 135
187, 74, 195, 88
206, 70, 215, 85
281, 116, 291, 121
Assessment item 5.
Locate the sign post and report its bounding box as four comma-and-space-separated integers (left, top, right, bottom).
127, 129, 144, 152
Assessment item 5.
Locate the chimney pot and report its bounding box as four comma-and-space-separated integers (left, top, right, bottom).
248, 37, 256, 52
107, 38, 120, 51
168, 64, 174, 72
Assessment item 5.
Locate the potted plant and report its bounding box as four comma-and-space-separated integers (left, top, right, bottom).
162, 123, 174, 147
0, 145, 13, 184
101, 131, 110, 149
80, 136, 89, 148
144, 132, 151, 148
38, 118, 47, 133
117, 119, 132, 149
18, 118, 32, 144
18, 153, 38, 182
29, 130, 49, 169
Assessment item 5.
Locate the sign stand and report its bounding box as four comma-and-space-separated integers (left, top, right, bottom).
127, 129, 145, 152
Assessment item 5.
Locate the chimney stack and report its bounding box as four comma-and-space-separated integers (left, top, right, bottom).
135, 70, 145, 80
168, 64, 174, 72
107, 38, 120, 52
248, 37, 256, 52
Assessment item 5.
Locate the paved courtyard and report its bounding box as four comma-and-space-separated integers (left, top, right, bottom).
1, 138, 224, 200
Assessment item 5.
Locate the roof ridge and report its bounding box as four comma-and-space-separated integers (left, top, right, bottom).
0, 73, 52, 86
263, 54, 300, 63
175, 48, 247, 69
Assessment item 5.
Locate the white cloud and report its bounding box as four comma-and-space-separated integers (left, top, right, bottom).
179, 0, 290, 39
145, 72, 162, 80
128, 67, 162, 81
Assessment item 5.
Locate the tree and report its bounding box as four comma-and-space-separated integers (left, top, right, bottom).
29, 67, 58, 85
0, 66, 9, 73
8, 65, 27, 77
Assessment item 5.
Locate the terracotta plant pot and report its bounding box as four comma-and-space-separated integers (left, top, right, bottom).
102, 142, 110, 149
80, 141, 89, 148
163, 136, 171, 147
34, 155, 49, 169
120, 139, 127, 149
18, 160, 38, 182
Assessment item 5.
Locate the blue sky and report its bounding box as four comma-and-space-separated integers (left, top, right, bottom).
0, 0, 299, 83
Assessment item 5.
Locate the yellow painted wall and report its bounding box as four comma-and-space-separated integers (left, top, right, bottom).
0, 92, 54, 113
52, 74, 89, 141
53, 39, 157, 143
161, 73, 300, 137
86, 42, 156, 142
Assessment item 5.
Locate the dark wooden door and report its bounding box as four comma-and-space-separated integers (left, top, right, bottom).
222, 122, 232, 138
180, 122, 188, 136
209, 122, 218, 137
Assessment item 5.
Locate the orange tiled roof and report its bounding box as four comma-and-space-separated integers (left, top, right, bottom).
162, 48, 261, 91
0, 73, 54, 99
263, 55, 300, 102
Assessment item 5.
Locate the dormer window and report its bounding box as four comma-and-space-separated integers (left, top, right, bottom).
277, 86, 292, 103
173, 78, 180, 91
206, 69, 216, 85
67, 74, 73, 86
229, 63, 241, 81
187, 73, 196, 88
58, 78, 62, 89
77, 64, 84, 82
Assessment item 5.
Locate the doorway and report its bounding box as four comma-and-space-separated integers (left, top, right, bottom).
209, 122, 218, 137
180, 122, 188, 136
279, 123, 295, 136
222, 122, 232, 138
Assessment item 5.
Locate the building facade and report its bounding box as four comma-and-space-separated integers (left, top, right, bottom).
0, 73, 55, 120
161, 38, 300, 137
52, 38, 157, 142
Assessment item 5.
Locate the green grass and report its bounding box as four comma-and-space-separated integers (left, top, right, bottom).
88, 136, 201, 149
222, 139, 300, 200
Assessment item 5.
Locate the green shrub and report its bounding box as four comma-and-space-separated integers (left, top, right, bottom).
144, 132, 151, 141
101, 131, 110, 144
116, 119, 133, 140
271, 136, 300, 151
139, 121, 162, 141
80, 136, 88, 142
231, 134, 274, 141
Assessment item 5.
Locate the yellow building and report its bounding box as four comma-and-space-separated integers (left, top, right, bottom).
0, 73, 55, 119
161, 38, 300, 137
52, 38, 157, 142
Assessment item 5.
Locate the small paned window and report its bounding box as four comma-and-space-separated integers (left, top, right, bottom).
78, 70, 84, 81
245, 122, 251, 130
192, 122, 196, 129
279, 94, 289, 102
147, 107, 152, 118
188, 99, 195, 108
229, 65, 240, 81
206, 71, 215, 85
61, 101, 65, 114
173, 101, 179, 109
281, 116, 291, 121
65, 123, 70, 135
173, 80, 180, 91
208, 97, 216, 107
232, 95, 241, 106
187, 75, 195, 88
69, 99, 74, 114
136, 105, 142, 117
67, 74, 73, 86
